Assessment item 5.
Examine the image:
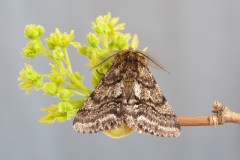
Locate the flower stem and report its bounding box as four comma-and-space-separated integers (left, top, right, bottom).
63, 47, 73, 74
66, 72, 91, 96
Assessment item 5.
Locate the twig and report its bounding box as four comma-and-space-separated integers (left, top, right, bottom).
178, 101, 240, 126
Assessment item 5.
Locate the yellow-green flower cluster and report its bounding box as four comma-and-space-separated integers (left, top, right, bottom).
22, 25, 45, 59
19, 12, 139, 126
79, 12, 139, 87
19, 24, 91, 124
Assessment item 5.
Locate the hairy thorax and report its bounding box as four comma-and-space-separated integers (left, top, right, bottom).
114, 50, 147, 101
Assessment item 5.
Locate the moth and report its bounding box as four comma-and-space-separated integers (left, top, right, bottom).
73, 48, 181, 137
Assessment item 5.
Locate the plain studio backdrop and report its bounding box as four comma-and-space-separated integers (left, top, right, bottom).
1, 0, 240, 160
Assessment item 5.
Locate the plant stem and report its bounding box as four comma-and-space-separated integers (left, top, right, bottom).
67, 73, 91, 96
178, 101, 240, 126
63, 47, 73, 74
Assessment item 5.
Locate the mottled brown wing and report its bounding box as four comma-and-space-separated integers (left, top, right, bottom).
73, 49, 180, 137
73, 66, 125, 133
123, 65, 181, 137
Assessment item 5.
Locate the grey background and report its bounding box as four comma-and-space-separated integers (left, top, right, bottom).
1, 0, 240, 160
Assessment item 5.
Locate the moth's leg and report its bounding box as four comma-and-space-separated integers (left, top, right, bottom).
96, 69, 105, 75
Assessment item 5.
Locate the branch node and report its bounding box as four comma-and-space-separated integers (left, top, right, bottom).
208, 115, 219, 126
212, 101, 232, 124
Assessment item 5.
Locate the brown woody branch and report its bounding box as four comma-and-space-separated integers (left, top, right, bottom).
178, 101, 240, 126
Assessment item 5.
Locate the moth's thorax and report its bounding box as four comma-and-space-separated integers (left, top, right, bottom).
113, 50, 148, 101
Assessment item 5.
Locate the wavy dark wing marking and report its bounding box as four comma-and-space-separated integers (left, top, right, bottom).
123, 64, 180, 137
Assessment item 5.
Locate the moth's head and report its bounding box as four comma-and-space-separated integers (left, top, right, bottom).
115, 48, 148, 66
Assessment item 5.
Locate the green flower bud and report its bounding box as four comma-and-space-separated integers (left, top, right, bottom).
23, 64, 41, 81
58, 101, 74, 112
87, 33, 99, 48
22, 48, 37, 59
78, 45, 88, 56
70, 42, 81, 49
43, 82, 57, 96
114, 23, 125, 31
109, 17, 119, 27
57, 88, 72, 101
46, 39, 55, 50
22, 41, 41, 59
116, 34, 130, 50
129, 34, 139, 50
18, 64, 43, 93
103, 12, 111, 23
34, 79, 44, 90
57, 101, 78, 120
74, 72, 83, 83
53, 47, 64, 60
93, 24, 110, 34
19, 81, 33, 93
93, 15, 110, 34
24, 24, 44, 39
49, 65, 64, 85
39, 105, 67, 124
46, 28, 74, 48
50, 74, 64, 86
66, 108, 79, 120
